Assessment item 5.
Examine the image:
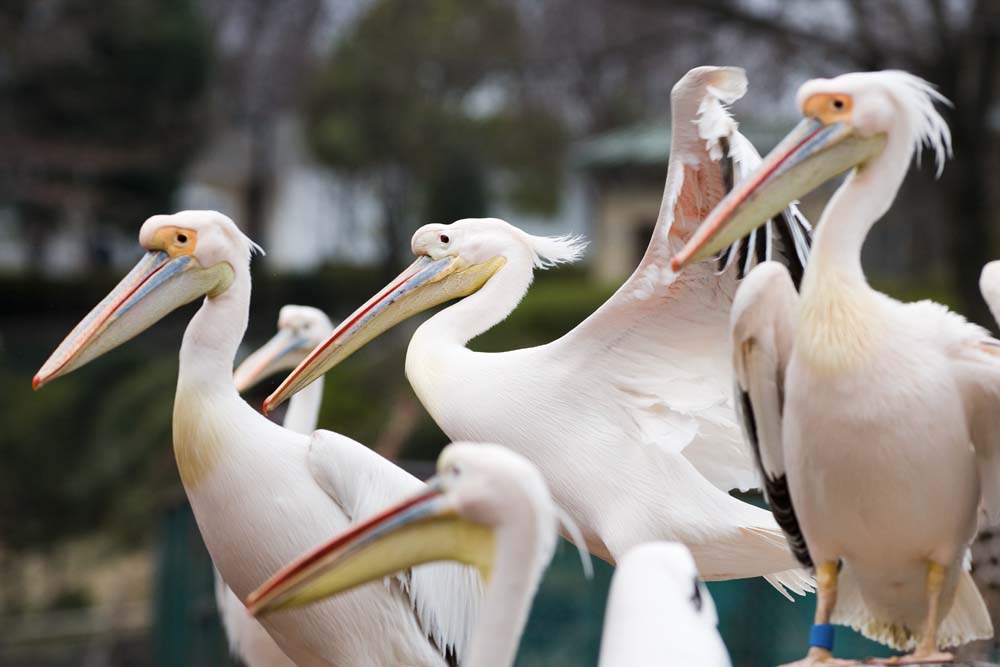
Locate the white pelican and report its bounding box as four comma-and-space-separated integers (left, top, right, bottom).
983, 261, 1000, 326
597, 542, 732, 667
264, 67, 813, 594
33, 211, 481, 666
245, 442, 733, 667
672, 71, 1000, 664
233, 305, 335, 433
213, 304, 334, 667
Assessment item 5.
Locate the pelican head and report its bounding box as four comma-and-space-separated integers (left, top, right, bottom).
617, 542, 717, 624
264, 218, 584, 413
599, 542, 729, 666
34, 211, 259, 389
233, 305, 334, 393
246, 442, 557, 616
672, 71, 951, 270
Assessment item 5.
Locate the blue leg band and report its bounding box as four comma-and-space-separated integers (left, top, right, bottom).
809, 623, 835, 651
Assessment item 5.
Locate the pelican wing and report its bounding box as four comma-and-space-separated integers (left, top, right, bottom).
729, 263, 811, 567
960, 263, 1000, 525
307, 432, 482, 664
550, 66, 810, 492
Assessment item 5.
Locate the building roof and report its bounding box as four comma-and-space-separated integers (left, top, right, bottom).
572, 119, 794, 169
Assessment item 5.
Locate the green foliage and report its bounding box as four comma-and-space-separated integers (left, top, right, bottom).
424, 147, 489, 224
476, 269, 613, 350
1, 0, 212, 236
0, 345, 176, 550
47, 587, 93, 612
305, 0, 568, 217
481, 108, 569, 215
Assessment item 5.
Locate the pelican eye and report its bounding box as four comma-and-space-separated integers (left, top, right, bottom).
439, 234, 450, 244
833, 99, 844, 110
176, 233, 189, 244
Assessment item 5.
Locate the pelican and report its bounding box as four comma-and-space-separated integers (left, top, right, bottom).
233, 305, 335, 433
264, 67, 814, 593
246, 442, 733, 667
983, 261, 1000, 326
33, 211, 481, 666
672, 71, 1000, 664
212, 304, 334, 667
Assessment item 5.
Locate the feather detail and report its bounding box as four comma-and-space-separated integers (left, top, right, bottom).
518, 233, 587, 269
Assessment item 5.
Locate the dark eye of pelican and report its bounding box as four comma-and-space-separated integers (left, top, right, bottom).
833, 99, 844, 110
439, 234, 450, 244
176, 233, 188, 244
690, 578, 703, 612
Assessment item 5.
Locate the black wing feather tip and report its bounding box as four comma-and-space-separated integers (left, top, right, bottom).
736, 387, 812, 568
772, 208, 811, 289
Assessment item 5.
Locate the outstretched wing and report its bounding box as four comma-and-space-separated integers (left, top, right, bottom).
729, 262, 811, 567
308, 432, 482, 664
548, 66, 810, 492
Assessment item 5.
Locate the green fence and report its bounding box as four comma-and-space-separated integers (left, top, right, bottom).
151, 491, 901, 667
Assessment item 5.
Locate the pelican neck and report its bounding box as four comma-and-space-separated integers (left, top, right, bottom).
465, 504, 553, 667
802, 124, 914, 297
414, 254, 534, 348
283, 375, 324, 434
177, 261, 252, 396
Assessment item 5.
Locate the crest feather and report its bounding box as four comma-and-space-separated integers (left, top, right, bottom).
520, 232, 587, 269
880, 70, 952, 176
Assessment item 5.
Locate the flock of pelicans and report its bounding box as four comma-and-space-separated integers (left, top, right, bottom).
30, 65, 1000, 666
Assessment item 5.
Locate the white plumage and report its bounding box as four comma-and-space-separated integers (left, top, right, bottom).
246, 443, 732, 667
598, 542, 731, 667
268, 66, 814, 596
215, 305, 334, 667
34, 211, 482, 666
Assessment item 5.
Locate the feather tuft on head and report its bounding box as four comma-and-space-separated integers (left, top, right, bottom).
519, 233, 588, 269
879, 71, 952, 177
248, 237, 266, 257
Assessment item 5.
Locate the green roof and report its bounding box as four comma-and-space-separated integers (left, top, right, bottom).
572, 120, 793, 169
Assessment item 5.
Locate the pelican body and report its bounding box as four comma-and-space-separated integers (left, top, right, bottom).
265, 67, 813, 595
34, 212, 480, 666
247, 443, 732, 667
674, 71, 1000, 663
214, 304, 335, 667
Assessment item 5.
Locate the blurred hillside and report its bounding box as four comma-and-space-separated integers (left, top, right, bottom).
2, 0, 1000, 665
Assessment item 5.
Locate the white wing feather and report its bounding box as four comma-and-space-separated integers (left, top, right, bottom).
215, 572, 301, 667
308, 431, 483, 662
550, 66, 766, 492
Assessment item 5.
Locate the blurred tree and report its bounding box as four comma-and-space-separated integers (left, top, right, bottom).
199, 0, 331, 243
0, 0, 212, 270
424, 147, 488, 225
304, 0, 568, 277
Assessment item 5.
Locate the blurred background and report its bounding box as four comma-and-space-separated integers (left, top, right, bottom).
2, 0, 1000, 664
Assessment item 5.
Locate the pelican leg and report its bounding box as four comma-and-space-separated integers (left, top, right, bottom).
871, 562, 954, 665
782, 562, 853, 667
